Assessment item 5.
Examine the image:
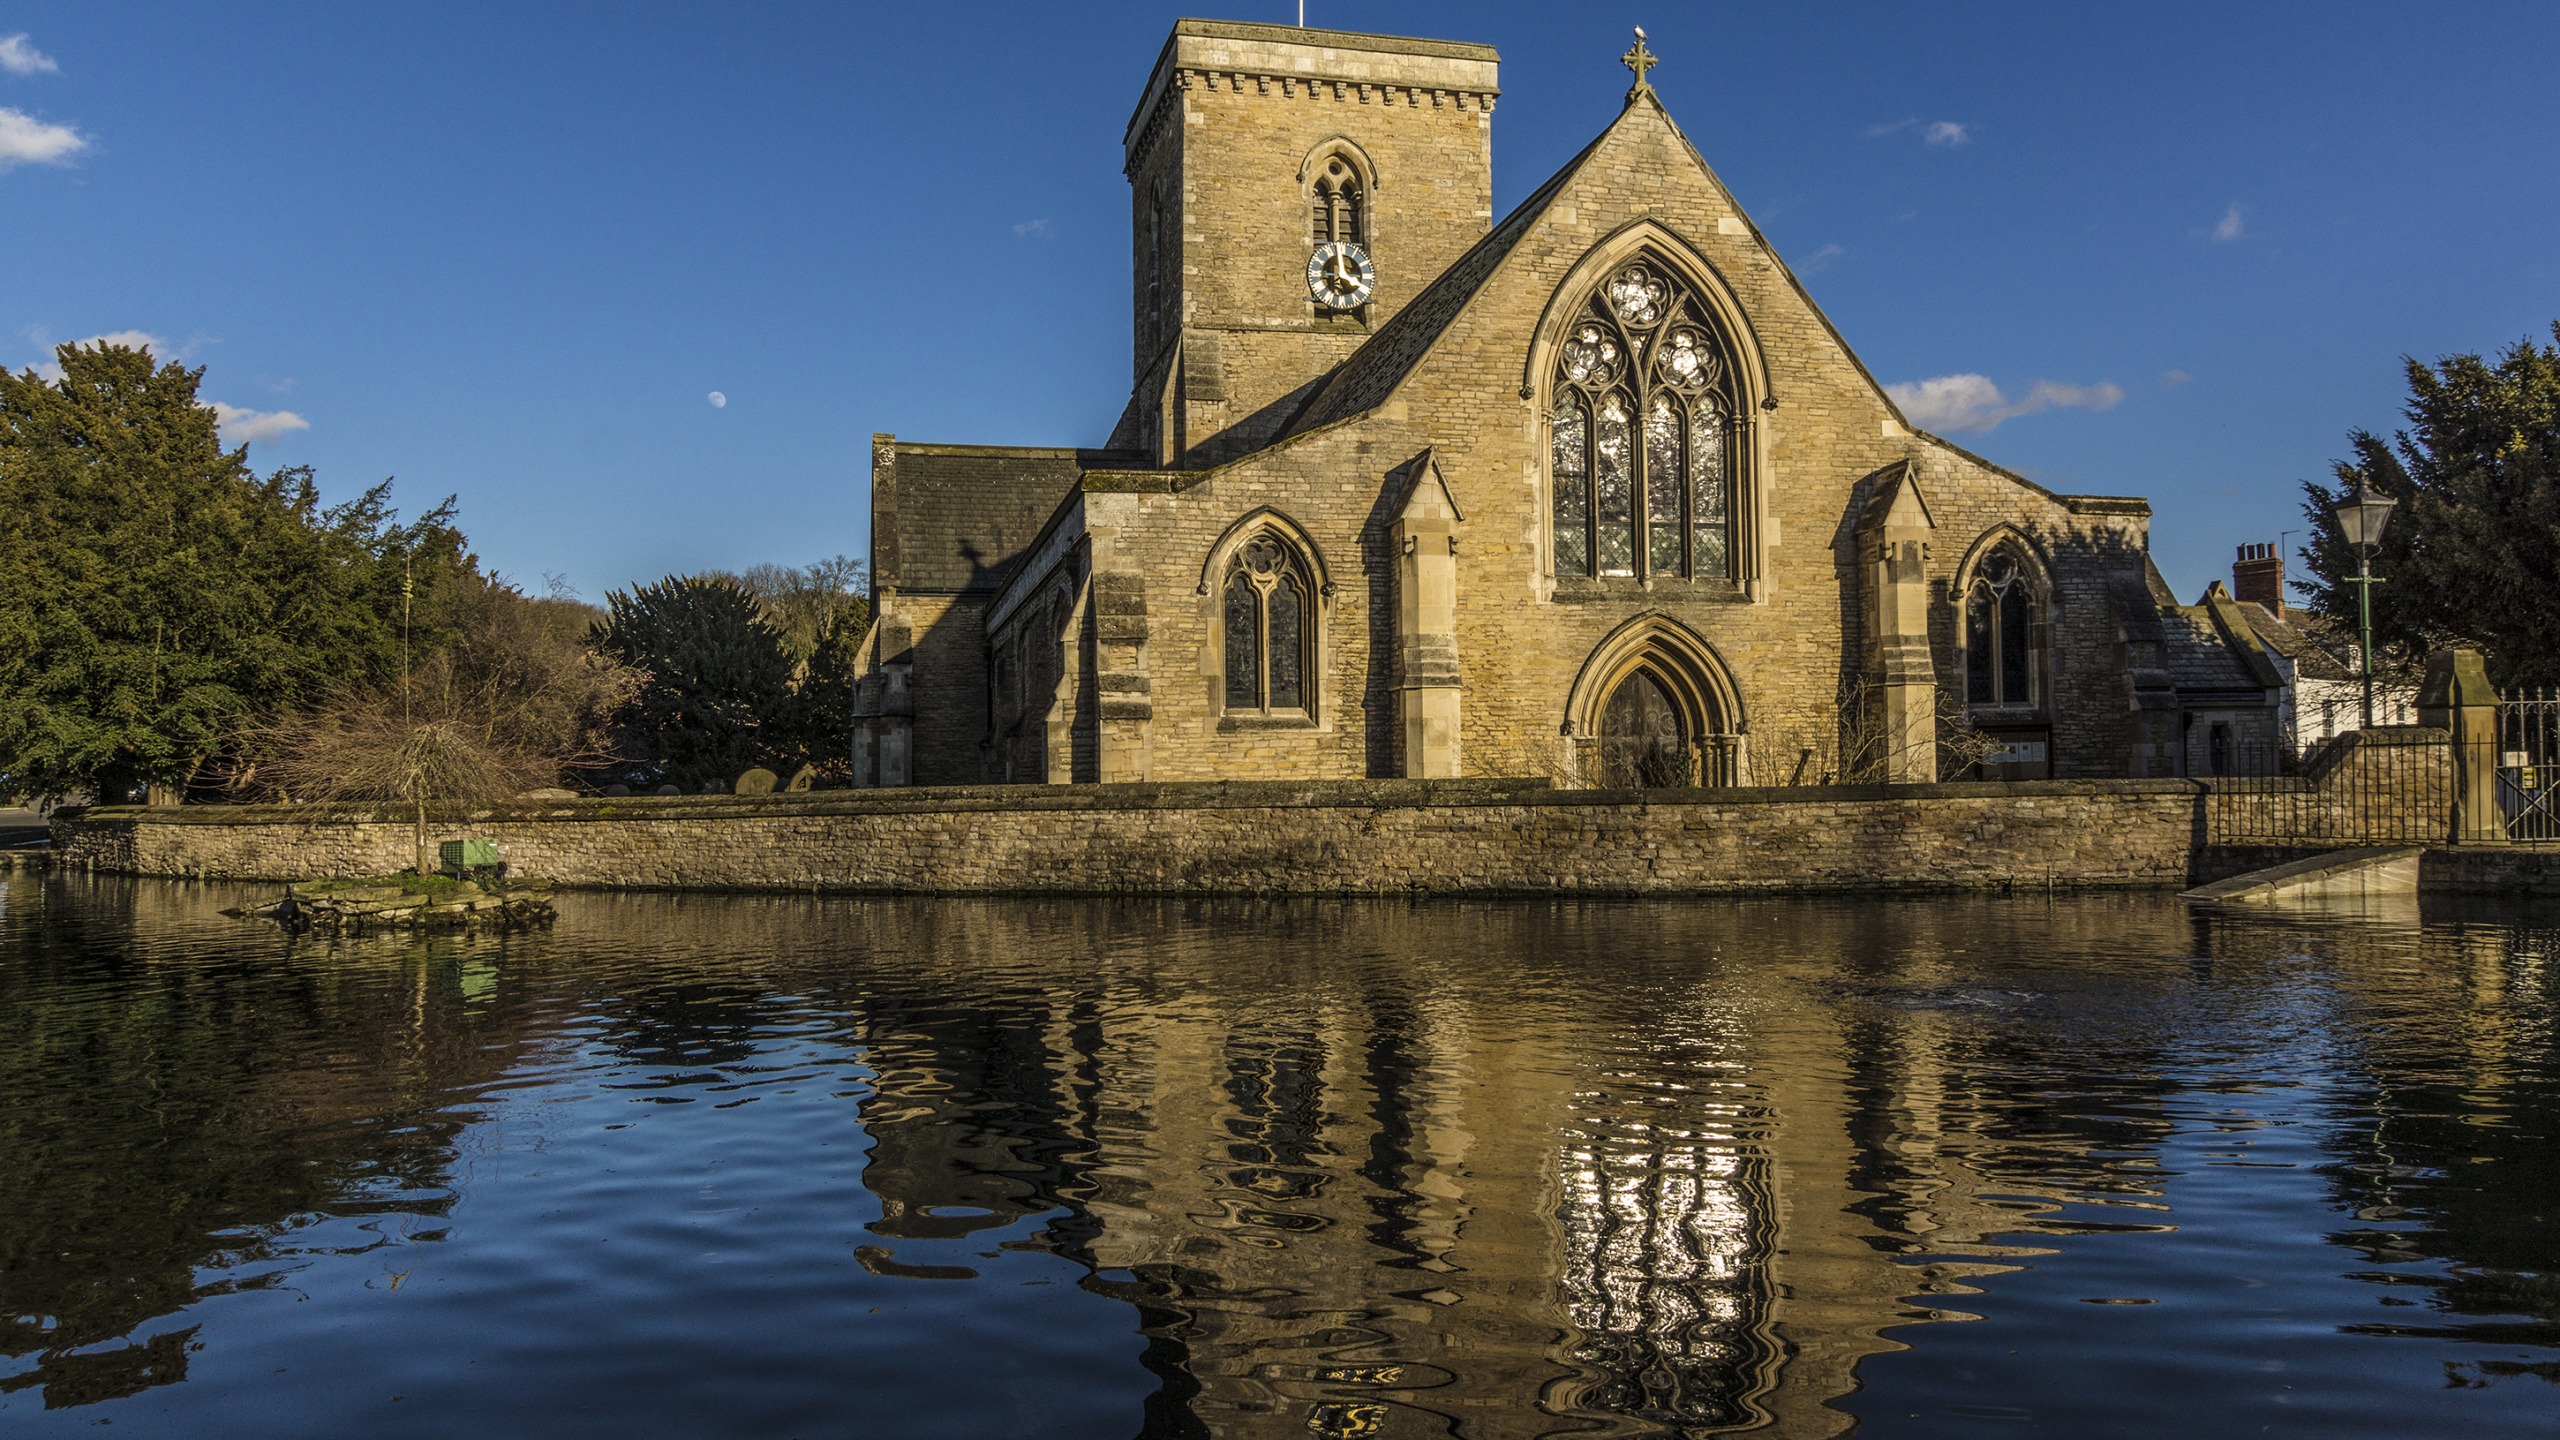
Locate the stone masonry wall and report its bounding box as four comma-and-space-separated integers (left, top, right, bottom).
59, 777, 2276, 896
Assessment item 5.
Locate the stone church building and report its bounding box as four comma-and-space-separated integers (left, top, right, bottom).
853, 19, 2276, 789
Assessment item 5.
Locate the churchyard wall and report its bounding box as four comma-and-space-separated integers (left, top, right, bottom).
45, 731, 2454, 895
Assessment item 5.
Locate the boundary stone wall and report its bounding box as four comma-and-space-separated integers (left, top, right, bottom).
52, 776, 2238, 896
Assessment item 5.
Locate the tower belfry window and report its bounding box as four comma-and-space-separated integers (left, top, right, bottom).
1312, 160, 1363, 246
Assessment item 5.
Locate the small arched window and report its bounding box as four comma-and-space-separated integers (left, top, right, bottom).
1311, 158, 1364, 246
1222, 534, 1312, 713
1551, 260, 1734, 581
1964, 549, 2041, 709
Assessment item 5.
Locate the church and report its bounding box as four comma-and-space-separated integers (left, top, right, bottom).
852, 19, 2281, 790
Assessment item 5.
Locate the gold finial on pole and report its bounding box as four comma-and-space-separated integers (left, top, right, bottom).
1622, 26, 1656, 99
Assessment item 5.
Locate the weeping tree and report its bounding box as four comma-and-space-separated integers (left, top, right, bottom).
255, 575, 640, 871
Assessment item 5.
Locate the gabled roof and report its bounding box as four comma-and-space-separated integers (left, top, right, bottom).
1856, 460, 1936, 533
1281, 123, 1615, 437
881, 444, 1142, 594
2234, 601, 2357, 681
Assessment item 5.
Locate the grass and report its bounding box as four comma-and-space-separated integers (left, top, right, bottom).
302, 871, 526, 898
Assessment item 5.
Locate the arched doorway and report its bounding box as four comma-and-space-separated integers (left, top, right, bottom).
1599, 670, 1690, 787
1564, 616, 1746, 789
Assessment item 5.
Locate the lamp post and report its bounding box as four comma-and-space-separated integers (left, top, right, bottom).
2331, 481, 2397, 729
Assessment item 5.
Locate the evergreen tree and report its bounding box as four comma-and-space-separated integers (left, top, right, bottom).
768, 598, 868, 780
2298, 323, 2560, 685
592, 574, 796, 788
0, 342, 458, 799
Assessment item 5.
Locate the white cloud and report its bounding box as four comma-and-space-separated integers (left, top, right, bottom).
2211, 203, 2244, 242
28, 330, 172, 380
211, 402, 311, 446
707, 391, 727, 408
80, 329, 170, 354
0, 106, 86, 170
0, 34, 58, 76
1013, 217, 1051, 238
1867, 118, 1970, 146
2160, 368, 2193, 387
1886, 373, 2124, 433
1797, 243, 1845, 275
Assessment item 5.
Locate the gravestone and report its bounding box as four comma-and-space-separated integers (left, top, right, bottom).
784, 765, 818, 792
735, 768, 779, 795
603, 784, 631, 797
654, 784, 681, 796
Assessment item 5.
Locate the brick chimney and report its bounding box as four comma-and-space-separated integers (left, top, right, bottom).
2233, 543, 2284, 616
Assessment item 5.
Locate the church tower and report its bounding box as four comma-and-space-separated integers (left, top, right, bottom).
1120, 20, 1499, 465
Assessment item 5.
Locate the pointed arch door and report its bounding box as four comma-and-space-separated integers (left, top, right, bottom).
1599, 669, 1690, 787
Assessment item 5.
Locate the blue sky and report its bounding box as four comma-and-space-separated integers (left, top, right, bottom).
6, 3, 2555, 603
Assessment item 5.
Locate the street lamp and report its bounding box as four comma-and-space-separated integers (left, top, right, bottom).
2331, 481, 2397, 728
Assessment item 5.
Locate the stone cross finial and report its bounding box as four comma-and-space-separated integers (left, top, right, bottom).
1622, 27, 1656, 96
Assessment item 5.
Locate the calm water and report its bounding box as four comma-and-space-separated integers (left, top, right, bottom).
2, 875, 2555, 1438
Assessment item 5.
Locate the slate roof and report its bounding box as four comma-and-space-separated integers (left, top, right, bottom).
2234, 601, 2357, 681
883, 446, 1138, 594
1282, 125, 1611, 437
2162, 606, 2264, 692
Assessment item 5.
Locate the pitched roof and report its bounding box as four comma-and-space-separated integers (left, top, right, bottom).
883, 445, 1138, 594
1281, 125, 1612, 437
2233, 601, 2357, 681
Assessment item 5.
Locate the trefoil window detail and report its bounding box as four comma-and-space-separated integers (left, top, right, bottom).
1551, 260, 1734, 580
1222, 535, 1312, 712
1312, 159, 1364, 246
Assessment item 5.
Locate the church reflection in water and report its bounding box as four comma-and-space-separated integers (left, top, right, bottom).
795, 896, 2197, 1436
7, 878, 2558, 1434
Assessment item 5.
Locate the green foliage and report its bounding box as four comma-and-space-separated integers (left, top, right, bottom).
726, 553, 867, 664
592, 573, 799, 788
0, 342, 463, 798
769, 598, 868, 781
2298, 324, 2560, 685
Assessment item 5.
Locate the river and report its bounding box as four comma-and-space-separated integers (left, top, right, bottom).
1, 873, 2552, 1436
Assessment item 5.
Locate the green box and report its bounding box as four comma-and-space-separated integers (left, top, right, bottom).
439, 839, 500, 871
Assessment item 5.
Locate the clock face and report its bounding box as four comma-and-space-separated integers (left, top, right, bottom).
1306, 242, 1375, 309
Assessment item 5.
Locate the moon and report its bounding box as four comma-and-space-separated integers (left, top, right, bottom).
708, 391, 727, 408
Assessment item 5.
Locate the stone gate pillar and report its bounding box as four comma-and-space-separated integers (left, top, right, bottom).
2419, 647, 2500, 843
1393, 456, 1464, 778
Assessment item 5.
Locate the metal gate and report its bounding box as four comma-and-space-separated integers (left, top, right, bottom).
2496, 688, 2560, 839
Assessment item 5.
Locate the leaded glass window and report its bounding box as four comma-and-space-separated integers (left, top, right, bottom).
1223, 534, 1312, 712
1964, 551, 2037, 708
1550, 260, 1738, 581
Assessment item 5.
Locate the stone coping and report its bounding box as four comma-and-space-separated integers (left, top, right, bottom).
1169, 19, 1501, 65
51, 773, 2234, 831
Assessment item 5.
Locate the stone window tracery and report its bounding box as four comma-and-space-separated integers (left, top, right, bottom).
1963, 548, 2042, 710
1311, 159, 1364, 246
1551, 260, 1734, 581
1222, 533, 1313, 713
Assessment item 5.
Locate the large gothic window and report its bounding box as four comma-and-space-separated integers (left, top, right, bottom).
1222, 534, 1312, 713
1964, 550, 2040, 709
1551, 261, 1735, 581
